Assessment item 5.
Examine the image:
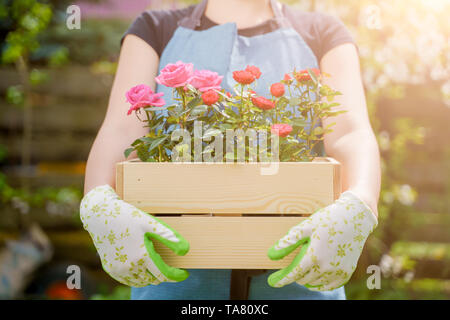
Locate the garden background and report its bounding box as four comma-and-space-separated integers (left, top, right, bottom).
0, 0, 449, 300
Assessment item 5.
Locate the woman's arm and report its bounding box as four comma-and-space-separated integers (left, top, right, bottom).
83, 34, 160, 194
320, 43, 381, 217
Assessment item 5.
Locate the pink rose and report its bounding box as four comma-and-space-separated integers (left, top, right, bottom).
188, 69, 223, 92
126, 84, 165, 115
271, 124, 293, 137
155, 61, 194, 88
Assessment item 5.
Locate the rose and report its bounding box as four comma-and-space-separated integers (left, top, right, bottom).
201, 90, 219, 106
295, 68, 321, 82
271, 124, 293, 137
189, 69, 223, 92
270, 82, 285, 97
126, 62, 343, 163
155, 61, 194, 88
283, 73, 293, 84
126, 84, 165, 115
245, 65, 262, 79
251, 96, 275, 110
233, 70, 255, 85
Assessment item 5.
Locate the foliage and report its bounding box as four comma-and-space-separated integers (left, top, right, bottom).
127, 67, 344, 163
0, 1, 80, 222
0, 172, 82, 216
39, 18, 128, 64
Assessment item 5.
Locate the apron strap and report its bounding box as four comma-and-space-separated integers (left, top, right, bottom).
178, 0, 292, 30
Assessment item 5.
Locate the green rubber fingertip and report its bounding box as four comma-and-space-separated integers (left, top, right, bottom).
149, 232, 190, 256
267, 270, 287, 288
144, 234, 189, 282
304, 283, 321, 289
267, 237, 309, 261
150, 217, 190, 256
267, 244, 294, 260
267, 240, 311, 288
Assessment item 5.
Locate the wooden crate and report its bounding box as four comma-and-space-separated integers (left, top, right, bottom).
116, 158, 341, 269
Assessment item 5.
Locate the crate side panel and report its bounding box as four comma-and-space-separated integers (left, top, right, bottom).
153, 216, 305, 269
120, 162, 336, 214
115, 162, 124, 199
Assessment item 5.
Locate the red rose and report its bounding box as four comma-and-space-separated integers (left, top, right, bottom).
270, 82, 285, 97
233, 70, 255, 85
271, 124, 293, 137
245, 65, 262, 79
295, 68, 321, 82
251, 96, 275, 110
201, 90, 219, 106
226, 91, 232, 98
283, 73, 293, 84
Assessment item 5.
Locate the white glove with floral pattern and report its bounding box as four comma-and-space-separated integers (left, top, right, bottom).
267, 191, 378, 291
80, 185, 190, 287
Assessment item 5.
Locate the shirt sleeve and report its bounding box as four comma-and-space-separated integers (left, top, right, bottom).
314, 12, 356, 62
121, 7, 193, 58
121, 11, 164, 56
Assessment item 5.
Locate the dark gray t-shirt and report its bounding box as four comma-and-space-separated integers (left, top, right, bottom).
123, 3, 355, 63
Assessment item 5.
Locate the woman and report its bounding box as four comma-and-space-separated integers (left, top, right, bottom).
80, 0, 381, 300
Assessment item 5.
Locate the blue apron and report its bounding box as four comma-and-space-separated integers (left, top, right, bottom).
132, 0, 345, 300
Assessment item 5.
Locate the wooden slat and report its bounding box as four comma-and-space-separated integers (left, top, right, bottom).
331, 157, 342, 201
154, 216, 305, 269
116, 162, 124, 199
119, 158, 338, 214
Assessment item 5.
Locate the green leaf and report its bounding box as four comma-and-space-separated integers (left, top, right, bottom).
148, 136, 168, 152
219, 123, 233, 130
139, 137, 154, 144
187, 97, 202, 109
5, 85, 24, 105
29, 69, 48, 86
190, 104, 208, 116
185, 84, 198, 93
250, 107, 263, 113
289, 97, 301, 107
313, 126, 324, 136
144, 106, 167, 112
124, 148, 134, 159
292, 118, 307, 127
212, 104, 230, 118
203, 128, 222, 139
307, 69, 319, 84
131, 138, 142, 147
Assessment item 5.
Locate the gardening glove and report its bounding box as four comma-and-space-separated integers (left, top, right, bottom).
80, 185, 189, 287
267, 190, 378, 291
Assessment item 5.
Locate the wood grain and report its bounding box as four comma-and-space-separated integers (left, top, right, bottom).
119, 158, 339, 215
116, 162, 124, 199
153, 216, 305, 269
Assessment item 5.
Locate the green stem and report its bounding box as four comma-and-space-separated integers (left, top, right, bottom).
179, 87, 186, 129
